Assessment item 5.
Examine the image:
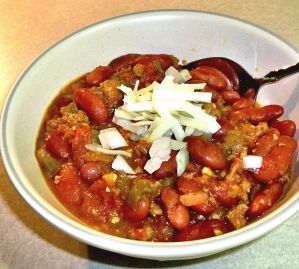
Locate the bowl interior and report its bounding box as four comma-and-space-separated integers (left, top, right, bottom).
1, 10, 299, 260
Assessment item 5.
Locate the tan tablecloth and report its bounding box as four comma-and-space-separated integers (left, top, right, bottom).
0, 1, 298, 268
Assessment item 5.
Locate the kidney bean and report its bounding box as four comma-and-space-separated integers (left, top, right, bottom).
161, 187, 180, 208
192, 201, 215, 215
252, 129, 279, 156
179, 191, 209, 207
80, 162, 103, 182
134, 54, 175, 70
232, 97, 254, 110
169, 203, 191, 230
74, 88, 109, 124
174, 221, 213, 241
228, 107, 265, 124
261, 105, 284, 122
277, 135, 297, 151
55, 164, 82, 206
122, 197, 150, 222
186, 136, 228, 170
253, 154, 280, 183
212, 119, 234, 140
229, 105, 283, 124
108, 54, 140, 71
211, 181, 240, 207
161, 187, 190, 229
186, 58, 240, 91
45, 131, 70, 159
153, 151, 177, 179
270, 120, 296, 138
176, 176, 215, 214
174, 219, 230, 241
253, 140, 296, 182
274, 145, 296, 176
192, 202, 215, 215
221, 90, 241, 104
190, 66, 232, 91
86, 66, 113, 86
248, 182, 283, 219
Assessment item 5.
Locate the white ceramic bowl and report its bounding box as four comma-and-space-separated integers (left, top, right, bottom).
1, 10, 299, 261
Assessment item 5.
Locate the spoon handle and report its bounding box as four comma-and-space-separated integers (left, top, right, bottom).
264, 62, 299, 82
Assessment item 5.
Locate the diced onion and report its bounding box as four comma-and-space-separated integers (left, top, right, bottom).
243, 155, 263, 169
144, 137, 172, 174
144, 157, 164, 174
170, 139, 187, 150
130, 133, 140, 141
149, 137, 171, 161
165, 66, 182, 82
179, 69, 192, 82
85, 143, 132, 157
98, 127, 127, 149
176, 148, 189, 176
112, 155, 136, 174
165, 66, 193, 84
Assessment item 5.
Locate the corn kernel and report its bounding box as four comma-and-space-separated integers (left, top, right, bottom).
202, 167, 215, 177
150, 203, 163, 216
102, 173, 117, 187
54, 175, 61, 184
214, 229, 223, 236
111, 216, 120, 224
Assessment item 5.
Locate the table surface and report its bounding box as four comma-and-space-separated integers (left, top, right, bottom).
0, 1, 298, 268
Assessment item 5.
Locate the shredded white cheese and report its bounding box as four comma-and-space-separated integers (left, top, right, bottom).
86, 66, 221, 176
115, 73, 220, 142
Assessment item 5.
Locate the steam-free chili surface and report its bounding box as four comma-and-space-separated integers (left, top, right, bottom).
36, 54, 297, 242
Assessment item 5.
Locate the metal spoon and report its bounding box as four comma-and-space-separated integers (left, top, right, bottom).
183, 57, 299, 99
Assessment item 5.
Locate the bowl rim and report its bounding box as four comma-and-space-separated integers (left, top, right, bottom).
1, 9, 299, 260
